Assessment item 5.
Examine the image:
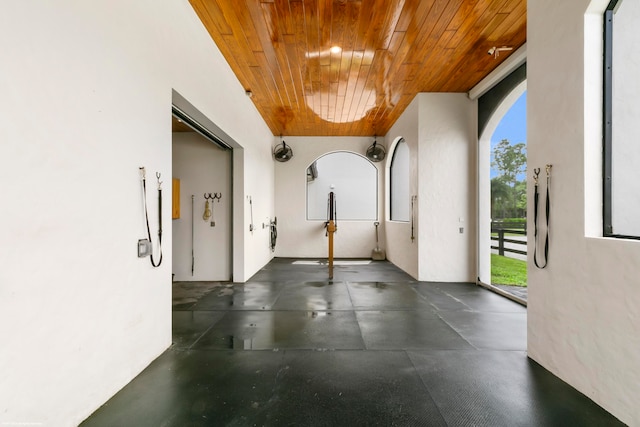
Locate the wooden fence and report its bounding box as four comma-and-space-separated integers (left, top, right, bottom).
491, 221, 527, 257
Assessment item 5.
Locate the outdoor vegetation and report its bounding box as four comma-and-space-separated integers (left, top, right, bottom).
491, 138, 527, 288
491, 139, 527, 219
491, 254, 527, 287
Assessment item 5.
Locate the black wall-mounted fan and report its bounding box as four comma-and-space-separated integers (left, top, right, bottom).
366, 140, 386, 162
273, 141, 293, 162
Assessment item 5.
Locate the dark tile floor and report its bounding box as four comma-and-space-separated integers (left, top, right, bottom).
82, 258, 623, 426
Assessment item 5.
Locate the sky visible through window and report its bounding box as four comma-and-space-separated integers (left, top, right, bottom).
490, 91, 527, 180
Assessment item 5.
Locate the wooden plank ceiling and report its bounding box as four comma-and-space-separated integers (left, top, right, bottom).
189, 0, 526, 137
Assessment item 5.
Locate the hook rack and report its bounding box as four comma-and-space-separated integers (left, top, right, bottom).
204, 193, 222, 202
202, 193, 221, 225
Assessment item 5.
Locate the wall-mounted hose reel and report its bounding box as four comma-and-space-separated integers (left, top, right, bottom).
270, 217, 277, 252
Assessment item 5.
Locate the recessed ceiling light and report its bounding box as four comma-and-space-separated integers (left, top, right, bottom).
330, 46, 342, 54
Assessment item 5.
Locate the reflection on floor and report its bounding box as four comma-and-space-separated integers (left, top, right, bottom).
82, 258, 623, 426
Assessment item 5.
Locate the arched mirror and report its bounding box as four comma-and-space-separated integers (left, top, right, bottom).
306, 151, 377, 220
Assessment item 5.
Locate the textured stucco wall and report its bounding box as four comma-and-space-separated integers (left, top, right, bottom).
274, 136, 385, 259
385, 98, 420, 278
527, 1, 640, 424
0, 1, 273, 424
418, 93, 477, 282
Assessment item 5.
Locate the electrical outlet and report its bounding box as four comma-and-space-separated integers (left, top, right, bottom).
459, 227, 464, 234
210, 221, 215, 227
138, 239, 151, 257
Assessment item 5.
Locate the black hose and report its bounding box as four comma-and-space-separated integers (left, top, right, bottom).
270, 217, 277, 252
142, 176, 162, 267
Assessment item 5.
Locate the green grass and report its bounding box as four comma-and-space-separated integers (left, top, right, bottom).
491, 254, 527, 287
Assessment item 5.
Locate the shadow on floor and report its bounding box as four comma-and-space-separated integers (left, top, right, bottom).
81, 258, 622, 426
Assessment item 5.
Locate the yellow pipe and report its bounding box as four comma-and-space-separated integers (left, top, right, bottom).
327, 219, 336, 279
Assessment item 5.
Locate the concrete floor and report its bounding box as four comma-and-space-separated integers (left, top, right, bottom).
82, 258, 622, 426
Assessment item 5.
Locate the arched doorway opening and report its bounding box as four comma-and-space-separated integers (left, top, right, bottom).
478, 81, 527, 298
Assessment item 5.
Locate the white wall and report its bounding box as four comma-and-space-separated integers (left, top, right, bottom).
417, 93, 478, 282
0, 1, 273, 425
528, 1, 640, 424
172, 132, 232, 281
385, 99, 420, 278
383, 94, 477, 282
242, 143, 277, 275
275, 137, 384, 259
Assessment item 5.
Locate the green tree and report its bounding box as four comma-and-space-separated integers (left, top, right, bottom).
492, 139, 527, 188
491, 139, 527, 218
515, 181, 527, 217
491, 176, 511, 218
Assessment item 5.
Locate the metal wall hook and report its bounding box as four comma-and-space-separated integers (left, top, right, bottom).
533, 168, 540, 185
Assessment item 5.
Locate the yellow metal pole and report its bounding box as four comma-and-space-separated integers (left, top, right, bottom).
327, 219, 335, 279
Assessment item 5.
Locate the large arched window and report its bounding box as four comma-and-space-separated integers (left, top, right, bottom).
306, 151, 377, 220
390, 138, 409, 221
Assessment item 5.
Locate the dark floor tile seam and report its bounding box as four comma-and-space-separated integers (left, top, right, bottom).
402, 349, 449, 425
185, 318, 222, 351
437, 290, 475, 311
344, 279, 356, 308
407, 282, 525, 314
431, 312, 479, 351
405, 283, 448, 313
342, 281, 369, 349
261, 279, 291, 308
